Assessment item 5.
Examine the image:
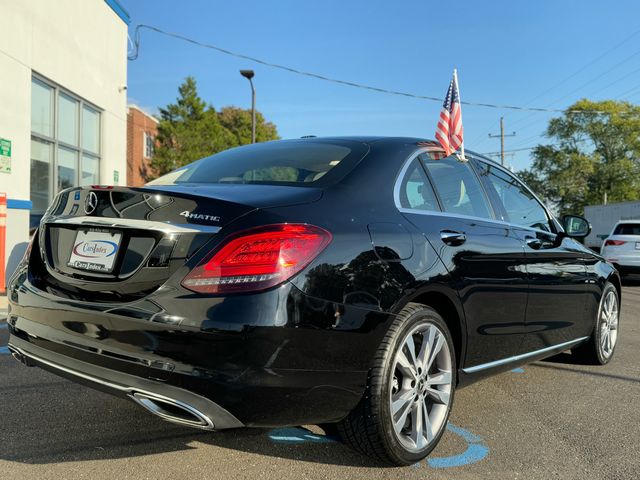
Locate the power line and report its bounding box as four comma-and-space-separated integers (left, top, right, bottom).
494, 27, 640, 133
128, 24, 639, 116
480, 146, 540, 155
510, 26, 640, 115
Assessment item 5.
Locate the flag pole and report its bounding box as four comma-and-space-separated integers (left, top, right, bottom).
453, 68, 466, 161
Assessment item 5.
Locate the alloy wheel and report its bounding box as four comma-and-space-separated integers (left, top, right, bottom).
389, 322, 453, 453
600, 289, 619, 358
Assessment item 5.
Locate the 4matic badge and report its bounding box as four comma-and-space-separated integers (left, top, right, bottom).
179, 210, 221, 223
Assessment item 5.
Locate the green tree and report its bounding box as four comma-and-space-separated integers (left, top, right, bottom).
151, 77, 279, 177
218, 106, 279, 145
519, 99, 640, 215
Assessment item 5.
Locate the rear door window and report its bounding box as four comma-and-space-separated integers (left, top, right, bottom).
474, 160, 552, 232
613, 223, 640, 235
419, 155, 493, 219
398, 159, 440, 211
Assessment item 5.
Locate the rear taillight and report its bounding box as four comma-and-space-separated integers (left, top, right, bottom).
604, 240, 626, 246
181, 224, 332, 294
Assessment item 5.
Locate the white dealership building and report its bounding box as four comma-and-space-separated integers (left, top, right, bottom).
0, 0, 129, 281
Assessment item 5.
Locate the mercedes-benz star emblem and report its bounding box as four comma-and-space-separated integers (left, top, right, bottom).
84, 191, 98, 215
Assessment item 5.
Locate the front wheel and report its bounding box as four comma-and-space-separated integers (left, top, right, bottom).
572, 282, 620, 365
337, 303, 456, 465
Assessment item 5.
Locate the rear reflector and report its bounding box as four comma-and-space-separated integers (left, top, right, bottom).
604, 240, 626, 246
181, 224, 332, 294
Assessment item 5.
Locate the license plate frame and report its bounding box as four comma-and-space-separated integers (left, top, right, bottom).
67, 229, 122, 273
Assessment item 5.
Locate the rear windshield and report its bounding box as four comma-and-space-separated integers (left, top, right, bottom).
147, 139, 368, 187
613, 223, 640, 235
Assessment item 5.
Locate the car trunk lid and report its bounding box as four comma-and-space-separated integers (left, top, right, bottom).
32, 185, 322, 301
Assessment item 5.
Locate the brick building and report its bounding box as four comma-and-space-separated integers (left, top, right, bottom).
126, 105, 158, 186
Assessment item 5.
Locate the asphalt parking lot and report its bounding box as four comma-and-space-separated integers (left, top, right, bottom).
1, 285, 639, 480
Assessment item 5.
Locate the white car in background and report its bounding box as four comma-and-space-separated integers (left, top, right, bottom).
601, 220, 640, 276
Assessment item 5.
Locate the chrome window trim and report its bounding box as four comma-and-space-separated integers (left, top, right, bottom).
393, 148, 561, 237
462, 336, 589, 374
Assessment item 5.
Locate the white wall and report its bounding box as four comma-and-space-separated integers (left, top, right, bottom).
0, 0, 128, 279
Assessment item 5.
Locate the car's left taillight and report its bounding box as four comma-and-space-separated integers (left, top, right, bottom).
181, 224, 332, 294
604, 239, 626, 247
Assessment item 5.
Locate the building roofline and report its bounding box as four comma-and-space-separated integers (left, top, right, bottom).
105, 0, 130, 25
127, 104, 159, 123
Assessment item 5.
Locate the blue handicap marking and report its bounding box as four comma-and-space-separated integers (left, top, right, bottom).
425, 423, 489, 468
0, 323, 8, 330
0, 346, 10, 355
268, 422, 489, 469
511, 367, 525, 373
269, 427, 335, 444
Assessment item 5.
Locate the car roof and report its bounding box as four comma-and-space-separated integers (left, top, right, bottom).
614, 220, 640, 226
298, 136, 501, 166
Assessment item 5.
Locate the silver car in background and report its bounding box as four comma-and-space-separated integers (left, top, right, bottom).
601, 220, 640, 277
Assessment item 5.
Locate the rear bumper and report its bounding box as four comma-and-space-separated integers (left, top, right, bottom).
7, 276, 388, 428
8, 336, 242, 430
602, 250, 640, 269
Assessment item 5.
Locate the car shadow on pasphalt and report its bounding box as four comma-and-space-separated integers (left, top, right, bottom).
0, 382, 384, 468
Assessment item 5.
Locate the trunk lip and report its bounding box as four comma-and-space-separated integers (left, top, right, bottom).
44, 215, 222, 234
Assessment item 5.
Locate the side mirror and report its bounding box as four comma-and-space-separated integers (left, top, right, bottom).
562, 215, 591, 238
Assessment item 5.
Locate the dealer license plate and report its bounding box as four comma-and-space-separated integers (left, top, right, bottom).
67, 229, 122, 273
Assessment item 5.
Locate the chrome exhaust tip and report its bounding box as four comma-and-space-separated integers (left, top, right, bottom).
129, 392, 215, 430
7, 345, 32, 366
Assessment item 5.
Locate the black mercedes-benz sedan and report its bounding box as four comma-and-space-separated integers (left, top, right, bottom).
7, 137, 621, 465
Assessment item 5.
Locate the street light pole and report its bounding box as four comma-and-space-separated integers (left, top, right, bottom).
240, 70, 256, 144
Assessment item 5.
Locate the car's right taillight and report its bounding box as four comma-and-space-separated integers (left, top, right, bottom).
604, 239, 626, 247
181, 224, 332, 294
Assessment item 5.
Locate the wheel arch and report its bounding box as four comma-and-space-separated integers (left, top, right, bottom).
607, 270, 622, 304
396, 287, 467, 383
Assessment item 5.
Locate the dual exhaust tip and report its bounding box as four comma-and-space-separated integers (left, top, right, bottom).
8, 345, 215, 431
128, 392, 215, 430
8, 346, 34, 367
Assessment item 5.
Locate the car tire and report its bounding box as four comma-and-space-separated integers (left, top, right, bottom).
572, 282, 619, 365
337, 303, 456, 466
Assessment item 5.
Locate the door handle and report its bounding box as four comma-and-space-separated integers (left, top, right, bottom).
525, 236, 543, 250
440, 230, 466, 246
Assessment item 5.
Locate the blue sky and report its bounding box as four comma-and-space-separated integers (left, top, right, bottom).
123, 0, 640, 171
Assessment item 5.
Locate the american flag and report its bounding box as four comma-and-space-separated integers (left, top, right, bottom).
435, 70, 464, 158
416, 140, 447, 160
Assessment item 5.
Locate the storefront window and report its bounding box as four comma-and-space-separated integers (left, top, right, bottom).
82, 106, 100, 154
31, 79, 53, 137
58, 93, 79, 146
30, 75, 101, 224
81, 154, 100, 186
30, 138, 52, 214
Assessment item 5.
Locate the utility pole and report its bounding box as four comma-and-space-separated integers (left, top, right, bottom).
488, 117, 516, 166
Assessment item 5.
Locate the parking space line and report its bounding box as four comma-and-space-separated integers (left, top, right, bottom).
268, 423, 489, 469
425, 424, 489, 469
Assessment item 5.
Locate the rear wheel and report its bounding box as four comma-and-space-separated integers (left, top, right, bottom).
337, 303, 456, 465
572, 283, 619, 365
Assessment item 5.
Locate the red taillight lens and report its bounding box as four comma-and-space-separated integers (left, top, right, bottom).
182, 224, 332, 294
604, 239, 626, 246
